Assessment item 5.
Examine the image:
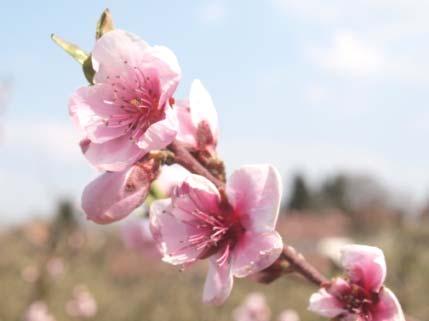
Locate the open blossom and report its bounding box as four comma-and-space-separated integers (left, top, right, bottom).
82, 161, 157, 224
308, 245, 405, 321
277, 310, 300, 321
233, 292, 271, 321
70, 29, 181, 171
24, 302, 56, 321
46, 257, 65, 279
175, 79, 218, 153
150, 164, 283, 304
121, 217, 160, 259
66, 285, 97, 318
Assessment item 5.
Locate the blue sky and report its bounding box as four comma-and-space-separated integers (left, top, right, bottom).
1, 0, 428, 222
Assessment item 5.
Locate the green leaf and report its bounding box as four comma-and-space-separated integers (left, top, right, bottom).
51, 34, 88, 65
96, 8, 114, 39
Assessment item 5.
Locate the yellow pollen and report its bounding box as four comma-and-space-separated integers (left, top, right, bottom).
130, 98, 140, 106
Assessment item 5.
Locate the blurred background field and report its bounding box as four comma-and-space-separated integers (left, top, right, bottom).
1, 181, 428, 321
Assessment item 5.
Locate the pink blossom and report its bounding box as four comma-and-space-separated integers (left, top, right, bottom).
277, 310, 300, 321
175, 79, 219, 153
153, 164, 191, 197
24, 301, 56, 321
121, 217, 160, 259
46, 257, 65, 279
66, 285, 97, 318
150, 164, 283, 304
308, 244, 405, 321
70, 30, 181, 171
82, 162, 156, 224
233, 292, 271, 321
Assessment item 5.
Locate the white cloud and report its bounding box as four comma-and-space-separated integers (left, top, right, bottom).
311, 31, 384, 77
197, 2, 226, 24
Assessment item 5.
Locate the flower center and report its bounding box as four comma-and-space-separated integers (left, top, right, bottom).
105, 68, 165, 142
181, 206, 244, 265
340, 284, 377, 320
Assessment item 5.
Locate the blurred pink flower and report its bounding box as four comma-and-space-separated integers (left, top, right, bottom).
233, 293, 271, 321
24, 301, 56, 321
82, 161, 157, 224
308, 244, 405, 321
150, 164, 283, 304
66, 285, 97, 319
153, 164, 191, 197
175, 79, 219, 153
121, 217, 160, 259
46, 257, 65, 279
70, 30, 181, 171
277, 310, 300, 321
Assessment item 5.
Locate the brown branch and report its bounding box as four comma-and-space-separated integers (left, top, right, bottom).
281, 245, 328, 287
168, 141, 224, 190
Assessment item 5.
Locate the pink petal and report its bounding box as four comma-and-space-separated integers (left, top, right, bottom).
145, 45, 181, 108
82, 165, 151, 224
136, 106, 178, 150
92, 30, 149, 83
189, 79, 218, 142
153, 164, 191, 197
69, 85, 128, 143
149, 199, 203, 265
81, 136, 145, 172
277, 310, 300, 321
328, 277, 351, 297
175, 99, 197, 147
341, 244, 387, 292
202, 255, 233, 305
308, 289, 346, 318
372, 287, 405, 321
226, 165, 282, 233
231, 231, 283, 278
171, 174, 221, 221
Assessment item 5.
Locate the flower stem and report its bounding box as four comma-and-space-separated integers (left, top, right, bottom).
281, 245, 328, 287
168, 141, 225, 190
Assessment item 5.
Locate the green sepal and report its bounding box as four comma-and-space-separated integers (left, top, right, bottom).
51, 34, 88, 65
82, 56, 96, 85
96, 8, 114, 40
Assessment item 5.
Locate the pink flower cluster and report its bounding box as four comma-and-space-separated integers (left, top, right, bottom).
63, 12, 406, 318
69, 24, 284, 304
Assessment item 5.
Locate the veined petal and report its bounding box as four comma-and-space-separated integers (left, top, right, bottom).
226, 165, 282, 233
308, 289, 346, 318
341, 244, 387, 292
92, 30, 149, 83
172, 174, 221, 220
372, 287, 405, 321
175, 99, 197, 147
189, 79, 218, 141
146, 45, 181, 108
69, 85, 128, 143
231, 231, 283, 278
136, 106, 177, 151
149, 199, 203, 265
82, 165, 151, 224
202, 254, 233, 305
81, 136, 145, 172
